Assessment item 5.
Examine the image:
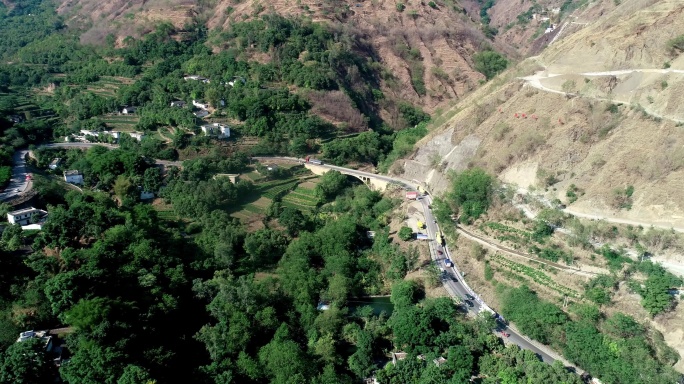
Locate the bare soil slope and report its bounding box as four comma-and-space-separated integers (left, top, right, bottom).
398, 0, 684, 226
56, 0, 504, 112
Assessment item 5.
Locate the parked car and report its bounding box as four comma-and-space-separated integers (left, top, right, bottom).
464, 300, 474, 308
437, 250, 443, 255
501, 332, 510, 338
465, 294, 474, 300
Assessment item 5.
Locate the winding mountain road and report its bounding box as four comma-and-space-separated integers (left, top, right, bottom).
520, 68, 684, 123
267, 157, 579, 369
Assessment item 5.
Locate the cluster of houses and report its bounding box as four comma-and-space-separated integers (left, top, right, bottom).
67, 129, 145, 143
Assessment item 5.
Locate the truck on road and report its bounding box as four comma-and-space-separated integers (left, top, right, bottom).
304, 156, 323, 165
416, 233, 429, 240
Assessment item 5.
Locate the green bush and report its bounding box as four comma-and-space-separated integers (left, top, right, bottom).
428, 1, 437, 8
396, 3, 405, 11
449, 168, 493, 223
472, 50, 508, 80
398, 226, 414, 241
666, 34, 684, 54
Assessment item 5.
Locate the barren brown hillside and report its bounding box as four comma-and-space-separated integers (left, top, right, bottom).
397, 0, 684, 224
55, 0, 511, 112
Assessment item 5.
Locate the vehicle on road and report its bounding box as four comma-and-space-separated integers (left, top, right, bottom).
464, 300, 474, 308
443, 259, 453, 268
437, 250, 443, 255
416, 233, 429, 240
304, 155, 323, 165
501, 332, 510, 338
465, 294, 474, 300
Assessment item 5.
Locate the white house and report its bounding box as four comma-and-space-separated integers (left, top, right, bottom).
121, 106, 137, 114
49, 158, 61, 170
7, 207, 48, 226
129, 132, 145, 141
184, 75, 210, 83
200, 123, 230, 139
80, 129, 99, 137
193, 100, 210, 110
17, 330, 53, 352
64, 170, 84, 185
170, 100, 186, 108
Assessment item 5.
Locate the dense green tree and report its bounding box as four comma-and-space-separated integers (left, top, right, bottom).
472, 50, 508, 80
244, 228, 288, 266
315, 170, 349, 202
0, 338, 55, 384
398, 226, 413, 241
449, 168, 493, 223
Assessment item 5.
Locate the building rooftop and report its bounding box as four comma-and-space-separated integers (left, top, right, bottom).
64, 170, 81, 176
8, 207, 45, 216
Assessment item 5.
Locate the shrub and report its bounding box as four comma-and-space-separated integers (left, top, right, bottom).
396, 3, 405, 11
484, 261, 494, 281
428, 1, 437, 8
449, 168, 493, 223
398, 226, 414, 241
472, 50, 508, 80
666, 34, 684, 55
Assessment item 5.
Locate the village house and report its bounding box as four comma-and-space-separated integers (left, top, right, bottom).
129, 132, 145, 141
7, 207, 48, 226
212, 174, 239, 184
8, 114, 24, 123
49, 158, 62, 170
170, 100, 186, 108
200, 123, 230, 139
184, 75, 210, 83
193, 99, 210, 110
194, 110, 209, 118
121, 106, 137, 114
64, 170, 84, 184
17, 330, 53, 352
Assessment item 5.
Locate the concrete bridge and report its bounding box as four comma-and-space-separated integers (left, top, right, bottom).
302, 162, 411, 192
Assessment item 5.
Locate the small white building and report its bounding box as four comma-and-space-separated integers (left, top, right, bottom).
80, 129, 99, 137
7, 207, 48, 226
64, 170, 84, 185
184, 75, 210, 83
170, 100, 186, 108
121, 106, 137, 114
200, 123, 230, 139
129, 132, 145, 142
17, 330, 53, 352
49, 158, 62, 170
193, 100, 210, 110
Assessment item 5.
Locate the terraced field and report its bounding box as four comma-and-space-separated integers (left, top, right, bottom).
101, 114, 139, 131
282, 185, 318, 210
231, 176, 320, 220
1, 91, 58, 123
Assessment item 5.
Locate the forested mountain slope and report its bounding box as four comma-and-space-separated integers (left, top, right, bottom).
53, 0, 508, 114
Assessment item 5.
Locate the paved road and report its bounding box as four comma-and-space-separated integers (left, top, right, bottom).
268, 157, 576, 367
520, 68, 684, 123
0, 150, 30, 202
